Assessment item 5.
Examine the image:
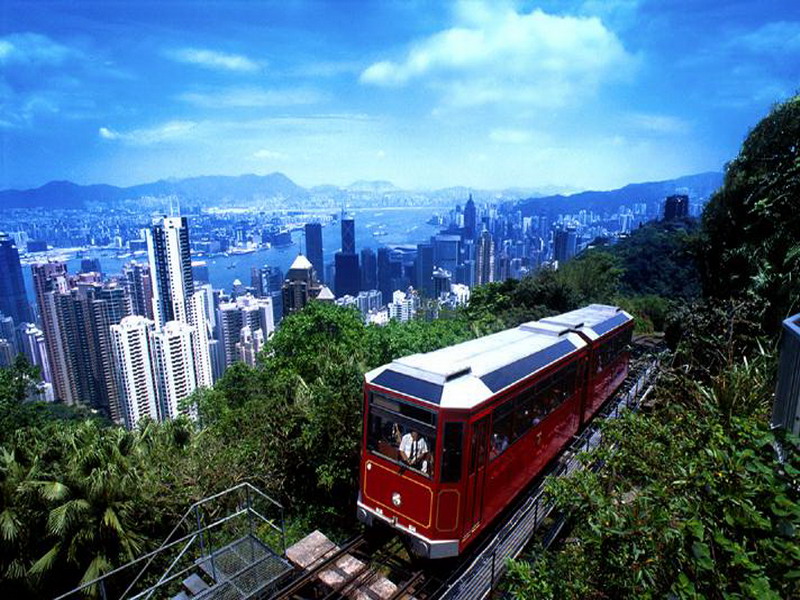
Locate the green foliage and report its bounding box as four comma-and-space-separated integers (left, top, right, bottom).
700, 95, 800, 330
508, 370, 799, 599
610, 218, 702, 300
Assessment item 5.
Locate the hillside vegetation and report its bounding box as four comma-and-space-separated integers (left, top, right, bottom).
1, 97, 799, 598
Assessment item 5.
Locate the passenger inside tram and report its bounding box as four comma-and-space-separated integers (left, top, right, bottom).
399, 429, 430, 473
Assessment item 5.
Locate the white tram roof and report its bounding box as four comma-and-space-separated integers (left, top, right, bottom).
539, 304, 633, 341
365, 304, 633, 411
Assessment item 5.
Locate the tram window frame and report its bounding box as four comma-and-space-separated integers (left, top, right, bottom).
441, 422, 464, 483
490, 401, 514, 459
366, 392, 438, 479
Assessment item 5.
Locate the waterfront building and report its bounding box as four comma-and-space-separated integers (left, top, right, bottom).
0, 233, 32, 324
80, 258, 102, 274
464, 194, 477, 241
111, 316, 158, 429
305, 223, 324, 283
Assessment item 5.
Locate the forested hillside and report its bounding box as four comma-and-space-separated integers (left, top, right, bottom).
1, 97, 799, 599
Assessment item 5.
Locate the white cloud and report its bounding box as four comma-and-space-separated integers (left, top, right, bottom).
627, 113, 690, 135
98, 121, 198, 145
0, 33, 81, 66
360, 3, 635, 107
168, 47, 261, 72
252, 149, 287, 159
179, 87, 325, 108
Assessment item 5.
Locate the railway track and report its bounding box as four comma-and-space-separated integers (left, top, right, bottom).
270, 342, 665, 600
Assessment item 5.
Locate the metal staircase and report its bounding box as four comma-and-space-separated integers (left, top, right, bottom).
56, 483, 293, 600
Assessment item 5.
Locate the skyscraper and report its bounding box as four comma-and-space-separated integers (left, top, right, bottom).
188, 290, 214, 388
150, 320, 197, 422
217, 294, 274, 372
18, 322, 51, 385
0, 233, 32, 324
341, 218, 355, 254
414, 243, 434, 297
377, 247, 393, 302
147, 216, 194, 327
360, 247, 377, 291
32, 262, 73, 403
335, 217, 360, 297
111, 316, 158, 429
282, 254, 325, 316
464, 195, 477, 241
664, 194, 689, 220
123, 261, 154, 320
553, 227, 578, 264
305, 223, 324, 283
476, 229, 496, 286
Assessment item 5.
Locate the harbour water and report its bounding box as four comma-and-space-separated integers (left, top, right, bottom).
21, 207, 447, 303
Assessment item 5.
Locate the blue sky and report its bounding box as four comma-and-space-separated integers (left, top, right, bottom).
1, 0, 798, 191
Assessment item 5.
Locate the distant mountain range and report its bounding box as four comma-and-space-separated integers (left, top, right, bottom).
517, 171, 724, 216
0, 171, 724, 211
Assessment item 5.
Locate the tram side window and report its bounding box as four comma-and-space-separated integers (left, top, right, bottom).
491, 401, 513, 459
441, 422, 464, 483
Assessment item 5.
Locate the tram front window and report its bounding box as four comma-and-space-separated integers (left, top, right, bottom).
367, 393, 437, 478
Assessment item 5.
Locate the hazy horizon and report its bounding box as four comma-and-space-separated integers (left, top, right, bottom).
2, 1, 798, 191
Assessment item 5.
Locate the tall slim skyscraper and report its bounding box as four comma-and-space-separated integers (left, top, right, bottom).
305, 223, 324, 283
415, 243, 434, 297
111, 316, 158, 429
147, 216, 194, 327
464, 195, 477, 241
553, 227, 578, 264
32, 262, 73, 403
377, 247, 392, 302
341, 218, 355, 254
335, 217, 360, 297
476, 229, 496, 286
19, 322, 51, 384
0, 233, 32, 324
188, 290, 214, 388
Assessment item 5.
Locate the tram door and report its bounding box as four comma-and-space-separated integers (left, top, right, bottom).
465, 416, 490, 532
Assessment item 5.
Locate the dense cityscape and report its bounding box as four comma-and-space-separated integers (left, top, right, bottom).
0, 184, 699, 430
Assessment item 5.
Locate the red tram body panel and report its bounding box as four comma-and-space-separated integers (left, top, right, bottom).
356, 304, 634, 558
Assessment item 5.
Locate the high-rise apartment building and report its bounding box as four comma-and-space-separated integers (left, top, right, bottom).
111, 316, 158, 429
147, 216, 194, 327
18, 322, 52, 385
475, 229, 495, 286
217, 294, 274, 372
305, 223, 324, 283
0, 233, 32, 324
150, 320, 198, 422
188, 290, 214, 388
32, 262, 73, 403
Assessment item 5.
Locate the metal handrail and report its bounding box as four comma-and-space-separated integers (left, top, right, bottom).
54, 482, 285, 600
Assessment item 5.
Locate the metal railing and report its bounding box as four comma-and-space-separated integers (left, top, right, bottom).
55, 482, 286, 600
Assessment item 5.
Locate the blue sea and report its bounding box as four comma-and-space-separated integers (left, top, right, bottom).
21, 207, 446, 302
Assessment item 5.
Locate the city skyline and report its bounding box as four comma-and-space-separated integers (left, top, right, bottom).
2, 1, 798, 192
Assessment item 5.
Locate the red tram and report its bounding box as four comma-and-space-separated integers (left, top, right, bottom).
356, 304, 634, 558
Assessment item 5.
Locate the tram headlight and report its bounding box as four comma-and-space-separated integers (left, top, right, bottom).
392, 492, 402, 507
